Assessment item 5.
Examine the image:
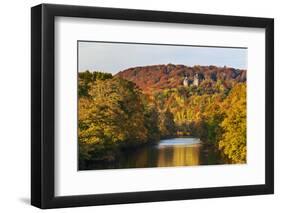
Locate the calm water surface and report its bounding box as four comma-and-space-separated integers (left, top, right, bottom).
85, 137, 230, 170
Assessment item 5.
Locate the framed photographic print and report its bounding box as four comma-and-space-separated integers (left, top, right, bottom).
31, 3, 274, 209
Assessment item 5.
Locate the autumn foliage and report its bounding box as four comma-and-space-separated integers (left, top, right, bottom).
78, 65, 247, 167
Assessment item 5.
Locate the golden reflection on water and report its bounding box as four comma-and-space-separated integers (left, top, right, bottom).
85, 138, 227, 170
157, 144, 201, 167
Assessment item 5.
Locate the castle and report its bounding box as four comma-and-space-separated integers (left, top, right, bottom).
183, 76, 189, 86
183, 73, 200, 87
193, 73, 199, 86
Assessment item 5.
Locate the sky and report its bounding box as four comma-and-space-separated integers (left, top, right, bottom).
78, 41, 247, 75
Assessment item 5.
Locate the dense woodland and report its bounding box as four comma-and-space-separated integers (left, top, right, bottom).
78, 64, 247, 168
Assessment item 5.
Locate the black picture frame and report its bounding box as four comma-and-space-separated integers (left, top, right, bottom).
31, 3, 274, 209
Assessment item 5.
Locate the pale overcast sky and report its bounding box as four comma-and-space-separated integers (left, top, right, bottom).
78, 41, 247, 75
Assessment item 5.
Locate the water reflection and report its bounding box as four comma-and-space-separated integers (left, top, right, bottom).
157, 143, 201, 167
85, 137, 229, 170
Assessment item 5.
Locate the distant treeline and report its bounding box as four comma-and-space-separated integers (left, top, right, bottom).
78, 69, 246, 168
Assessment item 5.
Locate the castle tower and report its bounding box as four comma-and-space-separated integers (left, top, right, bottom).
194, 73, 199, 86
183, 76, 188, 87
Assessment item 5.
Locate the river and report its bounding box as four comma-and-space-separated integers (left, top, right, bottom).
84, 137, 231, 170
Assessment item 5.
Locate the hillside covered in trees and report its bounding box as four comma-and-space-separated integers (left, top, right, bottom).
78, 64, 247, 169
117, 64, 246, 93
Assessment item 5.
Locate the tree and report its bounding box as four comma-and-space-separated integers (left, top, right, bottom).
78, 71, 112, 97
158, 109, 176, 138
218, 83, 246, 163
79, 77, 148, 162
144, 105, 160, 142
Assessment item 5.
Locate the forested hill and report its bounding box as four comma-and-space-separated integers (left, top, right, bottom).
116, 64, 246, 93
